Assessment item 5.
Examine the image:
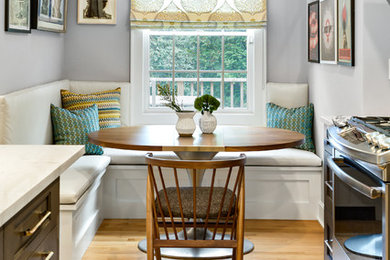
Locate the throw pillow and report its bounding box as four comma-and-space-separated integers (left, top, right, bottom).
266, 103, 315, 152
61, 88, 121, 129
50, 104, 103, 155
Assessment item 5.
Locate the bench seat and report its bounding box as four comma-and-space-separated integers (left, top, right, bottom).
103, 147, 321, 167
60, 155, 111, 204
216, 148, 321, 167
103, 148, 178, 165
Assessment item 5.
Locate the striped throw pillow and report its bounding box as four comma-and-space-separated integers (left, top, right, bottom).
61, 88, 121, 129
267, 103, 315, 152
50, 104, 103, 155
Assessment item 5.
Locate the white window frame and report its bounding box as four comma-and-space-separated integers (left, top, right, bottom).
130, 29, 267, 126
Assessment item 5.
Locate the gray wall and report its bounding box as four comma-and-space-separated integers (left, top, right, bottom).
63, 0, 306, 83
1, 0, 306, 93
63, 0, 130, 81
0, 0, 65, 95
308, 0, 390, 157
267, 0, 308, 83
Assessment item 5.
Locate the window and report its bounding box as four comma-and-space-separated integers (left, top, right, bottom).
145, 30, 251, 111
131, 29, 266, 126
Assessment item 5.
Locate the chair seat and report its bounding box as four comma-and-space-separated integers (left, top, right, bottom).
157, 187, 236, 219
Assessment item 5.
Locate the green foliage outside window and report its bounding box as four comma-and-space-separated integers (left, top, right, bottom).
150, 32, 248, 108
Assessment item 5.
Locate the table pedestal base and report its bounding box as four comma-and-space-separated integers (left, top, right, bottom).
138, 236, 254, 259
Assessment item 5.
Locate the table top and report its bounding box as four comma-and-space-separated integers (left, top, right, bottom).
0, 145, 84, 227
88, 125, 305, 152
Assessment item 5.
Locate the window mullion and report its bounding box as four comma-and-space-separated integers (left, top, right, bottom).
197, 35, 200, 97
221, 35, 225, 109
172, 34, 176, 95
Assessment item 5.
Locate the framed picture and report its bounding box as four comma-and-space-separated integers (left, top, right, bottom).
320, 0, 337, 64
338, 0, 355, 66
32, 0, 68, 32
308, 1, 320, 63
5, 0, 31, 33
77, 0, 117, 24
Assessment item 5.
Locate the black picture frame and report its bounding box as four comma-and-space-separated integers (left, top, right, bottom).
31, 0, 68, 33
5, 0, 31, 33
337, 0, 355, 66
308, 1, 320, 63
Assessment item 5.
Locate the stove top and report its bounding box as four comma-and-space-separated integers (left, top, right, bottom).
350, 116, 390, 136
327, 116, 390, 167
328, 116, 390, 182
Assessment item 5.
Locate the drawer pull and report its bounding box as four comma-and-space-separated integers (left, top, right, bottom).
38, 251, 54, 260
24, 211, 51, 236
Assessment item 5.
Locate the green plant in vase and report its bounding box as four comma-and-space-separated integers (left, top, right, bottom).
194, 94, 220, 134
157, 83, 195, 137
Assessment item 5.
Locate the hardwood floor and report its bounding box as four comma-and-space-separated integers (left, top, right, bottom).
82, 219, 324, 260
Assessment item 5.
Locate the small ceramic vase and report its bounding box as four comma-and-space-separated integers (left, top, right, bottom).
176, 111, 196, 137
199, 111, 217, 134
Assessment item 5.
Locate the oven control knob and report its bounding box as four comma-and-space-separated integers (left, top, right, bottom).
365, 132, 380, 144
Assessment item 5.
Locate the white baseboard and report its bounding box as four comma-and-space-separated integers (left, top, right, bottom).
103, 165, 322, 220
317, 201, 324, 227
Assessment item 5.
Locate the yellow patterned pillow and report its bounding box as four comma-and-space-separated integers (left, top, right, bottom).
61, 88, 121, 129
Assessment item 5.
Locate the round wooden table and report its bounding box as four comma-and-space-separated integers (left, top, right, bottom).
89, 125, 305, 259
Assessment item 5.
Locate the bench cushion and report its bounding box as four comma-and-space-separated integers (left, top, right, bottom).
103, 148, 178, 165
103, 148, 321, 167
60, 155, 111, 204
215, 148, 321, 167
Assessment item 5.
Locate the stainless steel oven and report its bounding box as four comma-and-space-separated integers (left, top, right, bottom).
325, 135, 390, 259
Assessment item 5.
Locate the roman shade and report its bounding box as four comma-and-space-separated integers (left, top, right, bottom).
130, 0, 267, 29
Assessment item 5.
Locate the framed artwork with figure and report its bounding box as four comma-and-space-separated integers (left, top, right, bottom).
320, 0, 337, 64
308, 1, 320, 63
78, 0, 117, 24
5, 0, 31, 33
338, 0, 354, 66
32, 0, 68, 32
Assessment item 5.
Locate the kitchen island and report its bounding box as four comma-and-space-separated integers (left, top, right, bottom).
0, 145, 84, 260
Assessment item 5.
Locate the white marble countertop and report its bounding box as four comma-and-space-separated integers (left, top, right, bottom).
0, 145, 84, 227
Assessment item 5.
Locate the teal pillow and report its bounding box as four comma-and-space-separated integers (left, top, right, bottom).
50, 104, 103, 155
266, 103, 315, 152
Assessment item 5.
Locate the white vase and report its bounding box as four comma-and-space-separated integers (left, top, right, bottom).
199, 111, 217, 134
176, 111, 196, 137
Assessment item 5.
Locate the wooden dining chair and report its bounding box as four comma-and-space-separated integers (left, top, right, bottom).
145, 153, 246, 260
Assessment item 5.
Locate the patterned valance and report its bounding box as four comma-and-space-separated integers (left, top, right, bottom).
130, 0, 267, 29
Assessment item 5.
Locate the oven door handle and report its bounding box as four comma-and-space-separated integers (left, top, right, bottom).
326, 157, 383, 199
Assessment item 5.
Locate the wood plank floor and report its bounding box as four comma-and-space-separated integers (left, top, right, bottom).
82, 219, 324, 260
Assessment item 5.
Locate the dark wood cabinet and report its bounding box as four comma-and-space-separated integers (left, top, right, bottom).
0, 228, 3, 260
1, 178, 59, 260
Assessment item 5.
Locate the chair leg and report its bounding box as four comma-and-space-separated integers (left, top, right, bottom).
236, 175, 245, 260
155, 247, 162, 260
146, 174, 154, 260
232, 248, 237, 259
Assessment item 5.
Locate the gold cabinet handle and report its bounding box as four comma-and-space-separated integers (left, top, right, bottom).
38, 251, 54, 260
24, 211, 51, 236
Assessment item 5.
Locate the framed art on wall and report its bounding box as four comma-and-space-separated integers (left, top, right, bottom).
308, 1, 320, 63
77, 0, 117, 24
338, 0, 354, 66
32, 0, 68, 32
320, 0, 337, 64
5, 0, 31, 33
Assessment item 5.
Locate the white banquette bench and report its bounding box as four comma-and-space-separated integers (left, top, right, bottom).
0, 80, 322, 260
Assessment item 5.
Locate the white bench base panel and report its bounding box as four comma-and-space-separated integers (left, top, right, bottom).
103, 165, 322, 221
60, 169, 105, 260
